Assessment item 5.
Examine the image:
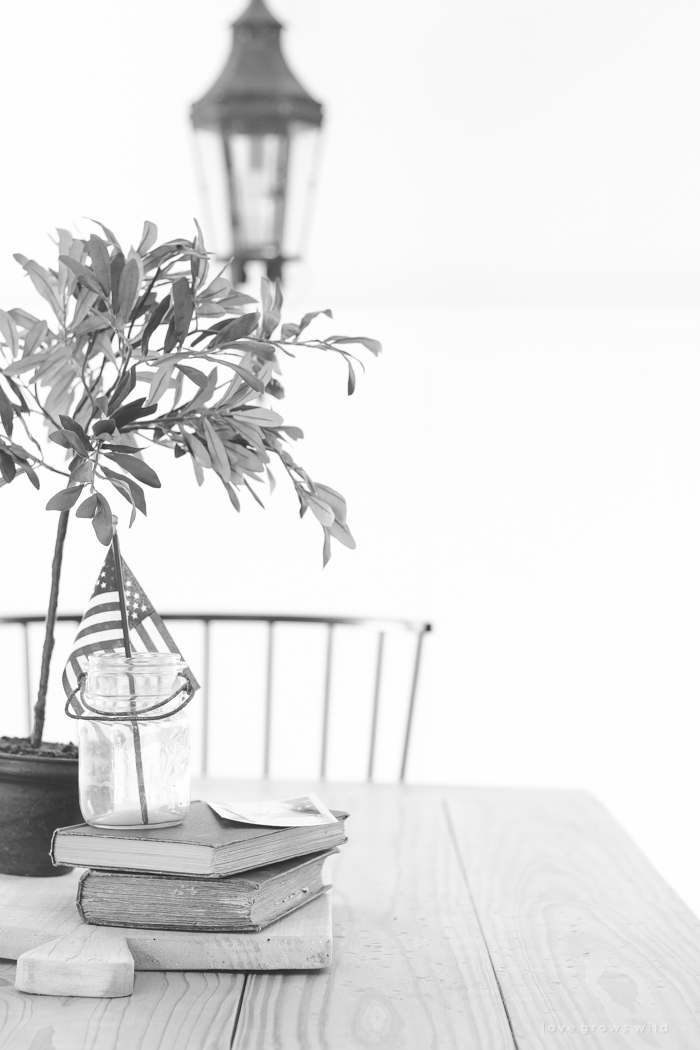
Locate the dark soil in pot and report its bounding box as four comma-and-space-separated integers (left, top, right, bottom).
0, 737, 82, 877
0, 736, 78, 759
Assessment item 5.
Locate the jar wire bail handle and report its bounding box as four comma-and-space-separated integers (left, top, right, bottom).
64, 669, 196, 723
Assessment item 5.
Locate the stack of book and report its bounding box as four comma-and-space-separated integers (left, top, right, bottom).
50, 801, 348, 932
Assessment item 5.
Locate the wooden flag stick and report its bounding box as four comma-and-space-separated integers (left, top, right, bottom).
111, 518, 149, 826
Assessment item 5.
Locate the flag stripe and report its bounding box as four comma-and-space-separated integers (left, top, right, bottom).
83, 600, 122, 617
159, 622, 182, 655
68, 637, 128, 668
80, 604, 122, 621
75, 621, 125, 641
142, 616, 177, 653
135, 622, 157, 652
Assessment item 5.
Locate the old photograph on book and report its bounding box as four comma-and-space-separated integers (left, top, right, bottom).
207, 794, 338, 828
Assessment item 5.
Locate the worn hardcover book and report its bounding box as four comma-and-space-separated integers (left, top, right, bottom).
76, 849, 338, 931
51, 801, 348, 877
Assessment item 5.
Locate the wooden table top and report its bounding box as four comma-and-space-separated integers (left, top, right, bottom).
1, 779, 700, 1050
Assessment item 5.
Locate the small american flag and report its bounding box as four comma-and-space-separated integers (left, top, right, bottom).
63, 548, 198, 703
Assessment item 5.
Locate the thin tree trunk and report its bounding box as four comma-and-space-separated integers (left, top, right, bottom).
31, 510, 69, 748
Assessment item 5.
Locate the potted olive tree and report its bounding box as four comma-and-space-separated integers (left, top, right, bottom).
0, 220, 378, 875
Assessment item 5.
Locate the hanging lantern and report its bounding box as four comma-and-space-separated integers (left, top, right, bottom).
191, 0, 323, 284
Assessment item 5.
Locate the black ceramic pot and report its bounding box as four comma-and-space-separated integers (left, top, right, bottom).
0, 752, 82, 876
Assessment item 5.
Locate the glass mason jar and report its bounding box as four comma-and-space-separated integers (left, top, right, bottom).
78, 652, 190, 829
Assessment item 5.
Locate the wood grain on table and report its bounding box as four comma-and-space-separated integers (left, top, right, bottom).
2, 781, 700, 1050
448, 788, 700, 1050
0, 962, 244, 1050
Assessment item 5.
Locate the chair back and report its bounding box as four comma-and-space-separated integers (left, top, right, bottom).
0, 614, 431, 782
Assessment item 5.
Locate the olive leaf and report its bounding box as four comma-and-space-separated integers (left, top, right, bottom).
141, 294, 170, 352
210, 312, 259, 347
0, 448, 16, 483
110, 251, 125, 311
88, 235, 112, 295
118, 257, 141, 321
58, 256, 103, 297
23, 320, 49, 358
104, 452, 161, 488
326, 335, 382, 355
46, 485, 84, 512
172, 278, 194, 346
0, 385, 15, 436
0, 310, 19, 356
145, 360, 177, 407
92, 493, 114, 545
203, 419, 230, 482
15, 258, 62, 315
76, 493, 99, 518
101, 466, 147, 516
306, 494, 334, 527
88, 219, 121, 250
295, 308, 332, 339
137, 221, 158, 255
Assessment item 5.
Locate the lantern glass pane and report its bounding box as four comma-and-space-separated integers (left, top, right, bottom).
194, 128, 235, 260
283, 126, 321, 261
227, 132, 288, 259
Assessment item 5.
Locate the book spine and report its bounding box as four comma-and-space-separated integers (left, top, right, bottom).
75, 869, 90, 923
49, 827, 61, 867
250, 886, 329, 930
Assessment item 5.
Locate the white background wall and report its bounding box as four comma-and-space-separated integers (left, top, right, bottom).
1, 1, 700, 912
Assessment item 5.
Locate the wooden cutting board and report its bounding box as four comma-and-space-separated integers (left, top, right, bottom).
0, 871, 332, 997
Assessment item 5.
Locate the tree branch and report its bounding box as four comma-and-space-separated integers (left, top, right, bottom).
31, 509, 69, 747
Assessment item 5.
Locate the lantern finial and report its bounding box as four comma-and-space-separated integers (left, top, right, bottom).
233, 0, 283, 29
